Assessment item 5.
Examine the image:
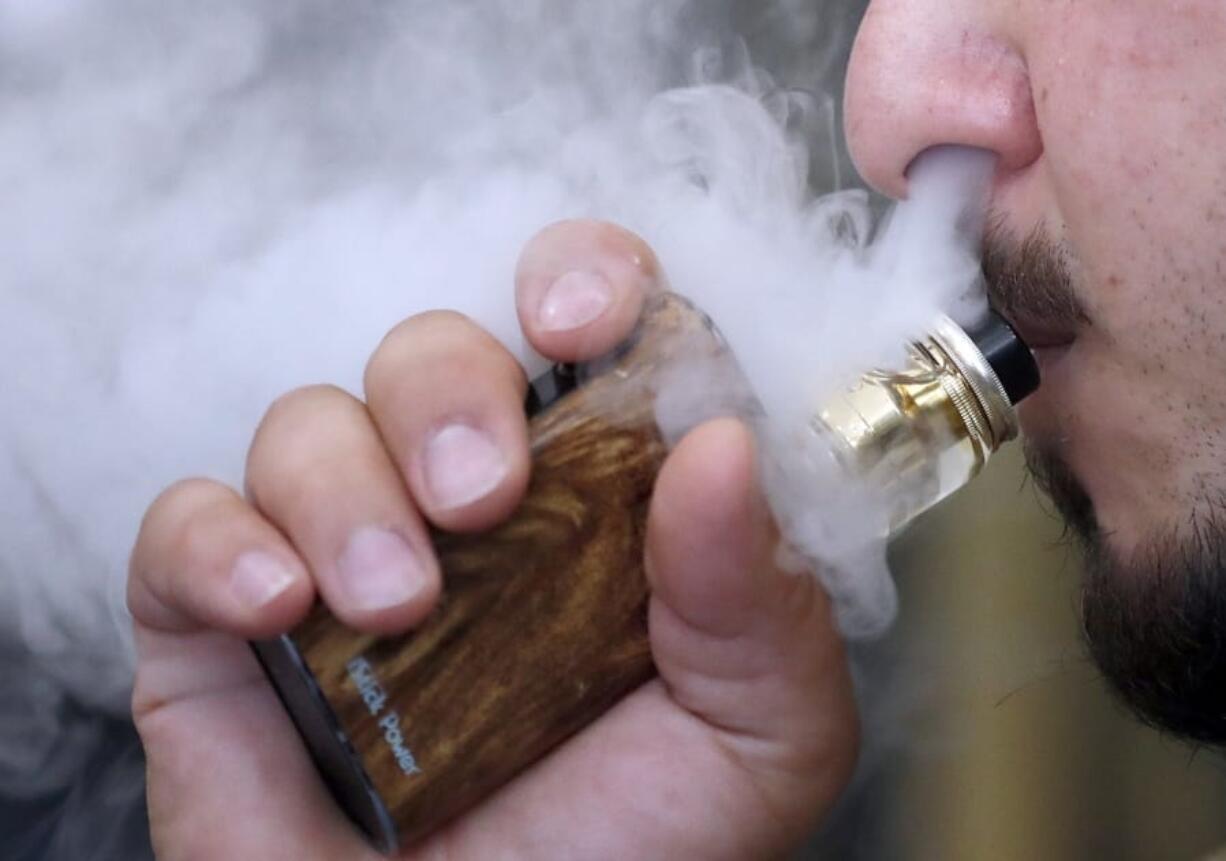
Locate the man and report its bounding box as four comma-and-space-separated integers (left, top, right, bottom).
127, 1, 1226, 857
847, 0, 1226, 744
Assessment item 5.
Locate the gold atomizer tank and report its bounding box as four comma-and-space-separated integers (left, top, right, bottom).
253, 292, 1039, 853
818, 314, 1032, 534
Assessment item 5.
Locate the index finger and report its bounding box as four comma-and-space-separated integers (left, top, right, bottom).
515, 219, 662, 362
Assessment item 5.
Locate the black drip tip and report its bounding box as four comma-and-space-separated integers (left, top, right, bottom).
966, 311, 1040, 405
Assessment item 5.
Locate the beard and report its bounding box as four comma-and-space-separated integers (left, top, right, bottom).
1026, 437, 1226, 745
982, 223, 1226, 745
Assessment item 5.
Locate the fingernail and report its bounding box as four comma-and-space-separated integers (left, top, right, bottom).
230, 551, 297, 609
337, 527, 427, 611
538, 270, 613, 331
423, 422, 508, 509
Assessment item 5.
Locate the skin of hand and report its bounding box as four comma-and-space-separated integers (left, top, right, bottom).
127, 219, 860, 860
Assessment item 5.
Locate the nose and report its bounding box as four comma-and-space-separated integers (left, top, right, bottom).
844, 0, 1043, 199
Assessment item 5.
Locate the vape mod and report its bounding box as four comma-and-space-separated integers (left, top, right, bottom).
254, 291, 1038, 852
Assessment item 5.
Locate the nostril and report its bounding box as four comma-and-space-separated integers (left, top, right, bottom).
844, 14, 1041, 201
905, 145, 998, 195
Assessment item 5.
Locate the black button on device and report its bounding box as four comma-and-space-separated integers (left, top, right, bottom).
968, 311, 1041, 405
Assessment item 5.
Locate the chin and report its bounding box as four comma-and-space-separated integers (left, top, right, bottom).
1078, 518, 1226, 747
1026, 438, 1226, 746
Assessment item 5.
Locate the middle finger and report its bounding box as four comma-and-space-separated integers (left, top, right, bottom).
364, 310, 531, 533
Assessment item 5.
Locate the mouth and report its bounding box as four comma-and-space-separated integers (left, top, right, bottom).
978, 224, 1089, 375
999, 310, 1077, 369
1003, 310, 1077, 350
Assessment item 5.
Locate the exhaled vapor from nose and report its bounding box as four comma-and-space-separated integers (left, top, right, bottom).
980, 220, 1091, 350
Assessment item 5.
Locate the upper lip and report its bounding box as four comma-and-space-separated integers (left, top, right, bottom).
977, 229, 1090, 354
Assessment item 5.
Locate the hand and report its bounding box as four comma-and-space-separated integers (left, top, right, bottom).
128, 219, 859, 860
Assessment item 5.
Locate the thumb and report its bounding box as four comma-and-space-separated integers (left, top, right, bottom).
645, 418, 859, 816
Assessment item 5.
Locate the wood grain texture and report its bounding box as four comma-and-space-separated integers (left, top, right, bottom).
286, 293, 749, 848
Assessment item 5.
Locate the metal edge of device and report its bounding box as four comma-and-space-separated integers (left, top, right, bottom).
928, 316, 1019, 447
251, 637, 400, 855
936, 368, 994, 459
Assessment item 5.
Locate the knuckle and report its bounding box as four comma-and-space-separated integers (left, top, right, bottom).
373, 310, 478, 369
251, 464, 342, 526
401, 307, 474, 332
129, 479, 236, 616
525, 219, 660, 280
364, 310, 524, 405
530, 217, 625, 246
147, 477, 225, 519
129, 479, 214, 611
167, 494, 233, 571
247, 384, 360, 489
257, 383, 352, 437
135, 478, 229, 563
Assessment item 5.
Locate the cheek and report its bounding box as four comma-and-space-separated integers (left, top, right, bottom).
1046, 351, 1179, 549
1006, 3, 1226, 550
1024, 332, 1226, 555
1023, 3, 1226, 309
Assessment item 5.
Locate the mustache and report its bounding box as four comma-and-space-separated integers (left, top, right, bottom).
980, 218, 1091, 335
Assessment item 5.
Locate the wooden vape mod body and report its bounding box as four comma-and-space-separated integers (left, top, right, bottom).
254, 293, 748, 852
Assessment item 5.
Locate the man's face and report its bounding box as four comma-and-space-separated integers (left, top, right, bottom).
844, 1, 1226, 741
